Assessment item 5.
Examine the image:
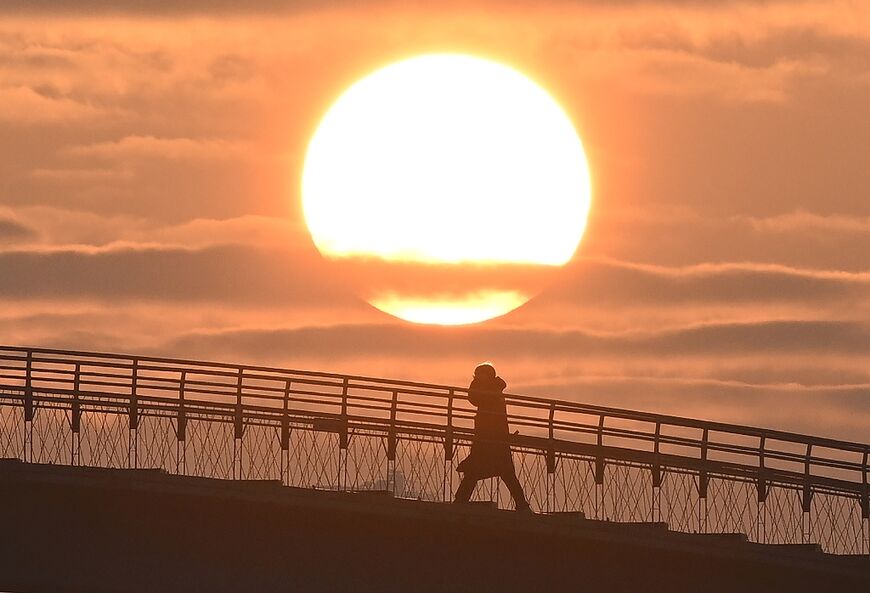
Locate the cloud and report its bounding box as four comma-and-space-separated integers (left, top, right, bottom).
0, 86, 107, 123
618, 52, 817, 103
63, 135, 254, 161
0, 217, 36, 243
0, 1, 851, 17
30, 167, 133, 181
0, 244, 356, 306
0, 48, 76, 70
0, 0, 337, 15
541, 257, 870, 308
0, 207, 150, 248
744, 210, 870, 234
583, 205, 870, 272
0, 208, 307, 252
0, 239, 866, 319
617, 25, 870, 72
591, 258, 870, 282
161, 319, 870, 362
139, 215, 308, 250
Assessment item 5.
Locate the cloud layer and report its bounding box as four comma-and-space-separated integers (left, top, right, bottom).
0, 2, 868, 441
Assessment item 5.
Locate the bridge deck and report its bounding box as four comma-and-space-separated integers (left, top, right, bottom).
0, 459, 867, 593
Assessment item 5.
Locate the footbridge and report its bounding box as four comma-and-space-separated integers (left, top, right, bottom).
0, 345, 868, 591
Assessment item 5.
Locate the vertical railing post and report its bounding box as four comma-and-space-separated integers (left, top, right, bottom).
651, 422, 662, 523
802, 443, 814, 544
176, 371, 187, 475
594, 415, 605, 520
386, 390, 398, 495
233, 367, 244, 480
443, 389, 455, 503
861, 449, 869, 555
128, 359, 139, 469
756, 435, 768, 543
71, 363, 81, 466
545, 401, 557, 513
280, 379, 291, 486
698, 428, 709, 534
23, 349, 33, 463
338, 377, 349, 490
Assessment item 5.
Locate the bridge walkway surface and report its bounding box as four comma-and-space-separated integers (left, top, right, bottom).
0, 459, 868, 593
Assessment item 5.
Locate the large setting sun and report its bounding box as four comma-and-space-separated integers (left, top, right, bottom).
302, 54, 592, 324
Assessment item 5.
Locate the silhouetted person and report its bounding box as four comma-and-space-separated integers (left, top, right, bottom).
454, 363, 530, 512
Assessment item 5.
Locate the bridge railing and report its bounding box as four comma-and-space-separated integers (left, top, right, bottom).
0, 345, 868, 555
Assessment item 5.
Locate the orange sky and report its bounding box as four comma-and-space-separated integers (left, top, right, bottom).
1, 1, 869, 441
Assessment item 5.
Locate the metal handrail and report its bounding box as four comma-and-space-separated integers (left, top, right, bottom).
0, 344, 868, 499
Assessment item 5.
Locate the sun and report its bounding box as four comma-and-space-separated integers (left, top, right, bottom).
302, 54, 591, 325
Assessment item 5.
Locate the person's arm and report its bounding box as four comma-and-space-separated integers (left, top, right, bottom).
495, 377, 506, 393
466, 379, 481, 407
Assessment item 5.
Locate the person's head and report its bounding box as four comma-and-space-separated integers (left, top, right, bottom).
474, 362, 496, 379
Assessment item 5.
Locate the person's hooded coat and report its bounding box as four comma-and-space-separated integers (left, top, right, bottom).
456, 373, 514, 479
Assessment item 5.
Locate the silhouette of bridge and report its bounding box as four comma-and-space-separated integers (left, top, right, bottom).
1, 344, 868, 559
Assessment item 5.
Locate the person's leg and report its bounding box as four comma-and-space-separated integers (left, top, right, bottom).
500, 468, 531, 511
453, 473, 477, 503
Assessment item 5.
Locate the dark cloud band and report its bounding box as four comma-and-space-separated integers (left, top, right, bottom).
161, 319, 870, 360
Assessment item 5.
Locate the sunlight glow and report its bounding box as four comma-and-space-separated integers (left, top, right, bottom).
370, 290, 528, 326
302, 54, 592, 324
